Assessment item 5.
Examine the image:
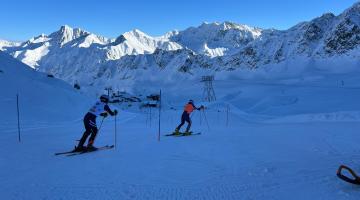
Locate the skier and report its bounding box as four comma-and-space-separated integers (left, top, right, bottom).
75, 95, 118, 152
174, 100, 204, 135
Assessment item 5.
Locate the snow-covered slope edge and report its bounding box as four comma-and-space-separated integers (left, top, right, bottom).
0, 51, 89, 124
0, 39, 21, 50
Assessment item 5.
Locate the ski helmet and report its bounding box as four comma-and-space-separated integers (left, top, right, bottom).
189, 99, 194, 104
100, 95, 109, 103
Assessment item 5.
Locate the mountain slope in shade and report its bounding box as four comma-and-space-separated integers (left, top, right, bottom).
0, 50, 89, 122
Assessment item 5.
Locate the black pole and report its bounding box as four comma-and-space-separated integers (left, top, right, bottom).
115, 115, 117, 149
150, 107, 152, 127
16, 94, 21, 142
158, 90, 161, 141
98, 117, 105, 131
200, 107, 202, 125
226, 105, 229, 127
93, 117, 105, 143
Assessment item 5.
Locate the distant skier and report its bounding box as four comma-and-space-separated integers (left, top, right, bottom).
75, 95, 118, 152
174, 100, 204, 135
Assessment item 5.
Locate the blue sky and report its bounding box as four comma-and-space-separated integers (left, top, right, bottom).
0, 0, 358, 41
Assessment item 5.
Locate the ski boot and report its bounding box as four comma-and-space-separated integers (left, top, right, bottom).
173, 128, 181, 135
86, 144, 98, 152
74, 145, 86, 152
183, 130, 192, 136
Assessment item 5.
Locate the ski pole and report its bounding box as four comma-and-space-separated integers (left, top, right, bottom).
98, 117, 105, 132
190, 111, 195, 119
90, 117, 105, 144
202, 109, 210, 131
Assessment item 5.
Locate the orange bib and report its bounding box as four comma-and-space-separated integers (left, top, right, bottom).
184, 103, 195, 114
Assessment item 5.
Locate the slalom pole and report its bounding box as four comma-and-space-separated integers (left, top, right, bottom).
150, 107, 152, 127
226, 105, 229, 127
115, 114, 117, 149
16, 94, 21, 142
200, 107, 202, 125
158, 89, 162, 141
145, 108, 148, 127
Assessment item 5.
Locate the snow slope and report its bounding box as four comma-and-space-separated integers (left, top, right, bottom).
2, 52, 360, 199
0, 50, 89, 125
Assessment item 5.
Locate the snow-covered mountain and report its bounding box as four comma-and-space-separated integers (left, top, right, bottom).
106, 29, 182, 60
1, 2, 360, 93
224, 3, 360, 71
169, 21, 262, 57
3, 25, 182, 68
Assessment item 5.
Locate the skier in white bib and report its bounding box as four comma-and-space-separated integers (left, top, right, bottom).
75, 95, 118, 151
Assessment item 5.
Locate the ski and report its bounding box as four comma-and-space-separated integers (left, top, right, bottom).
55, 145, 114, 156
337, 165, 360, 185
55, 148, 77, 156
164, 132, 201, 137
66, 145, 115, 156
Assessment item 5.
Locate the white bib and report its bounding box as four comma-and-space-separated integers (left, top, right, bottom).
88, 101, 106, 116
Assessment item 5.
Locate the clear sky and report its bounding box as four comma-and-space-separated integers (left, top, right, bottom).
0, 0, 358, 41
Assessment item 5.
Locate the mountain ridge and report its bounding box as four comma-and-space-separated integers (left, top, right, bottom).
1, 2, 360, 93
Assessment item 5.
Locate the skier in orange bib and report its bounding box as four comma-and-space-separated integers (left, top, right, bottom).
174, 100, 204, 135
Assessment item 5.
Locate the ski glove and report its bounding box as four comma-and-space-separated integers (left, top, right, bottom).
100, 112, 108, 118
114, 110, 118, 116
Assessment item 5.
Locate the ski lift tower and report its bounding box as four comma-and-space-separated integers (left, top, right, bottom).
201, 75, 216, 102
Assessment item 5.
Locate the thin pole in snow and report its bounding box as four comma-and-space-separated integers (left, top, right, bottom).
200, 107, 202, 126
16, 94, 21, 142
150, 107, 152, 127
226, 105, 229, 127
115, 115, 117, 149
145, 108, 148, 127
158, 90, 162, 141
